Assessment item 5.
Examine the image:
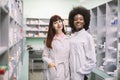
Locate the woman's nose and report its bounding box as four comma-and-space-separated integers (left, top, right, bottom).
76, 19, 81, 22
58, 22, 61, 26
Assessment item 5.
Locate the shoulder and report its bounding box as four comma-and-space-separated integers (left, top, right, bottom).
81, 31, 94, 42
84, 31, 93, 38
64, 35, 71, 39
43, 46, 51, 51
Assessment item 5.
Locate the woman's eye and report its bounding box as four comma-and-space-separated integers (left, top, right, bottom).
53, 22, 57, 24
59, 20, 62, 23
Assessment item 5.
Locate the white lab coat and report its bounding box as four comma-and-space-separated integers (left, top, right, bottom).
70, 29, 96, 80
42, 35, 70, 80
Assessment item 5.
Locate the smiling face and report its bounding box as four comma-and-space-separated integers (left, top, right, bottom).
74, 14, 85, 30
53, 19, 63, 33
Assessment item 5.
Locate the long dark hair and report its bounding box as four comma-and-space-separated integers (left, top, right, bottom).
68, 6, 90, 33
46, 15, 66, 48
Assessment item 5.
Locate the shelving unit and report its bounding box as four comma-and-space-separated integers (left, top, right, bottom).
97, 4, 106, 70
89, 0, 120, 79
63, 19, 71, 35
90, 7, 97, 49
25, 18, 49, 50
117, 0, 120, 79
26, 18, 49, 38
0, 7, 9, 65
0, 0, 24, 80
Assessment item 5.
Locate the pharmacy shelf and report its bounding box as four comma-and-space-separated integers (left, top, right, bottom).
89, 0, 120, 79
25, 18, 49, 38
0, 0, 24, 80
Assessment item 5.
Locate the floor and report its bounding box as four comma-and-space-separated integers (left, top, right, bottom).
29, 70, 44, 80
29, 50, 45, 80
29, 59, 45, 80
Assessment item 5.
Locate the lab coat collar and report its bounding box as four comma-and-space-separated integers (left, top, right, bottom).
77, 28, 85, 34
72, 28, 85, 36
54, 33, 67, 40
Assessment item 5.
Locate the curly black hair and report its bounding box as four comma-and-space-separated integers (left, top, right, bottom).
68, 6, 90, 33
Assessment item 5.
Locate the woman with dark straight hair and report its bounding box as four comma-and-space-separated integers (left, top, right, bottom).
46, 15, 66, 49
42, 15, 70, 80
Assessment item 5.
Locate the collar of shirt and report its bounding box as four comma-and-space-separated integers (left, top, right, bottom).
71, 28, 85, 37
76, 28, 85, 35
54, 33, 66, 40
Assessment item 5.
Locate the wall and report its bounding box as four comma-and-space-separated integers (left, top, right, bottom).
24, 0, 79, 18
26, 38, 45, 50
24, 0, 112, 18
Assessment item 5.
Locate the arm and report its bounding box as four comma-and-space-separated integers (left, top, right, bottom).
42, 46, 56, 68
78, 36, 96, 74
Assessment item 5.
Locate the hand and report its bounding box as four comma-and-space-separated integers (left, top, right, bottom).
48, 63, 56, 68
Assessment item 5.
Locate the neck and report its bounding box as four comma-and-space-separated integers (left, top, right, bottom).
76, 28, 83, 32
